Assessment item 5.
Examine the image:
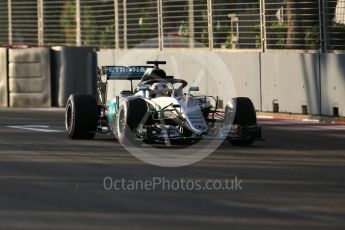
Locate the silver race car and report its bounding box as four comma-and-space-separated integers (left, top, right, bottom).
65, 61, 262, 146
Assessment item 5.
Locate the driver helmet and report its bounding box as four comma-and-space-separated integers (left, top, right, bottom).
150, 83, 171, 97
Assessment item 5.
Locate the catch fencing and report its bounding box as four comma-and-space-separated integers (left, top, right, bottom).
0, 0, 344, 52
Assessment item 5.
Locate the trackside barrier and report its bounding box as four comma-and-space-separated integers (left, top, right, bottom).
260, 52, 321, 115
8, 48, 51, 107
0, 48, 8, 107
320, 54, 345, 117
51, 47, 97, 107
97, 50, 262, 110
98, 50, 345, 117
1, 47, 344, 117
214, 52, 261, 110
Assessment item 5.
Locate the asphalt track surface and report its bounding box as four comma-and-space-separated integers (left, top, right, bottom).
0, 108, 345, 230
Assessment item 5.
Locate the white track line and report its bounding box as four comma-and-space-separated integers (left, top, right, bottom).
6, 125, 63, 133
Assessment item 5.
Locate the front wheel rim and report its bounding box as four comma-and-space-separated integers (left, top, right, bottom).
66, 104, 72, 131
118, 109, 126, 136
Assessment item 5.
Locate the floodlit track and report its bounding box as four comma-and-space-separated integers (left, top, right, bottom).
1, 108, 345, 230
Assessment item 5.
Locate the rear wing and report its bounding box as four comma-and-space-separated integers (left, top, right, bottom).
101, 66, 151, 80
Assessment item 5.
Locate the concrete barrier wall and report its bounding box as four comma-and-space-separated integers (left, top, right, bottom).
261, 53, 321, 115
8, 48, 51, 107
97, 50, 261, 110
51, 47, 97, 107
214, 52, 261, 110
320, 54, 345, 117
0, 48, 8, 107
2, 47, 345, 115
100, 50, 345, 115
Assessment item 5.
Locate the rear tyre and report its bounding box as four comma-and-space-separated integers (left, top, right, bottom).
65, 94, 99, 139
116, 97, 148, 146
228, 97, 257, 146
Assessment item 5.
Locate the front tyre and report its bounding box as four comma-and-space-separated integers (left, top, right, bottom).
116, 97, 148, 146
228, 97, 257, 146
65, 94, 99, 139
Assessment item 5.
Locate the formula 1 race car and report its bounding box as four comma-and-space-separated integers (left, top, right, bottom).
65, 61, 262, 146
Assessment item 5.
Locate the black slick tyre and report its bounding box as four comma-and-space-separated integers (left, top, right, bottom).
232, 97, 257, 126
65, 94, 99, 139
116, 97, 148, 146
228, 97, 257, 146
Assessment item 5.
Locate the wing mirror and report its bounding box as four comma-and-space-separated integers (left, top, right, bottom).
188, 86, 199, 92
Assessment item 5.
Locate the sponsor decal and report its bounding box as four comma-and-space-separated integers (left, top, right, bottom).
104, 66, 149, 76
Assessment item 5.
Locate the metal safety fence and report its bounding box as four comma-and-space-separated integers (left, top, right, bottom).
0, 0, 344, 51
